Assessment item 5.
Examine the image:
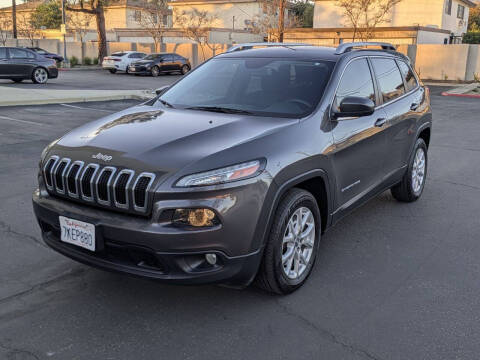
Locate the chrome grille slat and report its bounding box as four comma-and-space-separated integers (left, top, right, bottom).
42, 158, 154, 214
133, 172, 156, 212
96, 166, 116, 206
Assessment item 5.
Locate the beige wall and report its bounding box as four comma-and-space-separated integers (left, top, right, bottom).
171, 1, 262, 30
415, 44, 470, 80
313, 0, 471, 35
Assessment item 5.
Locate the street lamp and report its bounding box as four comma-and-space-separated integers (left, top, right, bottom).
61, 0, 69, 66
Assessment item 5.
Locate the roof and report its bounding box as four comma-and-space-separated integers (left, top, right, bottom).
217, 44, 405, 62
168, 0, 259, 5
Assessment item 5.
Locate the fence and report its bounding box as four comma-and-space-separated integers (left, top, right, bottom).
4, 39, 231, 68
4, 39, 480, 81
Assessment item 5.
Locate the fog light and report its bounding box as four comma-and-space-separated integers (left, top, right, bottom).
205, 253, 217, 265
172, 208, 219, 227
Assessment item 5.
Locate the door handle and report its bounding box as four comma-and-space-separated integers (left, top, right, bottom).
374, 118, 386, 127
410, 102, 419, 110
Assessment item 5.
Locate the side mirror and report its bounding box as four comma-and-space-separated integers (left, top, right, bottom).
154, 85, 170, 95
333, 96, 375, 118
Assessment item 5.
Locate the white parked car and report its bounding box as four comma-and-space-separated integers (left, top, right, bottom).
102, 51, 146, 74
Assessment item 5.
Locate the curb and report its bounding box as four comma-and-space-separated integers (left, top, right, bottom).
441, 92, 480, 98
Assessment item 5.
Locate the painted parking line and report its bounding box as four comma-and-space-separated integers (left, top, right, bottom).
0, 115, 50, 127
60, 103, 115, 113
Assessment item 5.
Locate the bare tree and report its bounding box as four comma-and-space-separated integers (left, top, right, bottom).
250, 0, 297, 41
66, 0, 108, 63
335, 0, 402, 41
17, 13, 40, 46
0, 12, 12, 45
174, 8, 219, 61
67, 11, 92, 42
131, 0, 169, 51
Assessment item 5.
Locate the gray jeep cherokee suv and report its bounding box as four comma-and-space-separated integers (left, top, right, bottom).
33, 42, 432, 294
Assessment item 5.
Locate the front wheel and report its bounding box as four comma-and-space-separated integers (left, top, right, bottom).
32, 67, 48, 84
150, 66, 160, 77
181, 65, 190, 75
255, 188, 321, 294
391, 138, 428, 202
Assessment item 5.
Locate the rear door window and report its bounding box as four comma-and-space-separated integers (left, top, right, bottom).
371, 58, 406, 103
10, 48, 35, 59
0, 48, 7, 59
334, 58, 376, 110
397, 60, 418, 92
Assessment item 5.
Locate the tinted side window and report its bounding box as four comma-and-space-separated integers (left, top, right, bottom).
371, 58, 405, 103
174, 55, 184, 61
10, 48, 35, 59
0, 48, 7, 59
397, 60, 418, 92
335, 58, 375, 110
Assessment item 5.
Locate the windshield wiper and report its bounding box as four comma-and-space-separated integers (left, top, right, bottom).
185, 106, 253, 115
159, 98, 174, 108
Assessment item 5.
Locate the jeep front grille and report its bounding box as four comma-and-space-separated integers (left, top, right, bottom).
43, 156, 156, 214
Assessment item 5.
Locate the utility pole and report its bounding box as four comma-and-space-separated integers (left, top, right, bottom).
61, 0, 69, 66
278, 0, 285, 42
232, 15, 235, 31
11, 0, 17, 39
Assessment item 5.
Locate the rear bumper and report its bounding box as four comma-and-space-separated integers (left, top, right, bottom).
32, 175, 270, 285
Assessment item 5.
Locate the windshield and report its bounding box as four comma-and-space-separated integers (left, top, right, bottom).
159, 57, 334, 118
144, 54, 163, 60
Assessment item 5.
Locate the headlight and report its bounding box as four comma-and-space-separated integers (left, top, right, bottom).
175, 160, 262, 187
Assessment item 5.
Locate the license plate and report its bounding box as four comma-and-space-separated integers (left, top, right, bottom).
59, 216, 95, 251
129, 67, 135, 72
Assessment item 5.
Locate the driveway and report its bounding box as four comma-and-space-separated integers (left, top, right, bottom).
0, 91, 479, 360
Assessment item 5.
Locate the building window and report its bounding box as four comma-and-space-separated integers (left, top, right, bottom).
134, 10, 141, 22
457, 4, 465, 19
445, 0, 452, 14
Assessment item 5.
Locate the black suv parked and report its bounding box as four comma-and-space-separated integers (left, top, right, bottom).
0, 46, 58, 84
33, 42, 431, 294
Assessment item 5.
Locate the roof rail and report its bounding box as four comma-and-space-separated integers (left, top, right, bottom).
335, 42, 396, 55
226, 42, 311, 53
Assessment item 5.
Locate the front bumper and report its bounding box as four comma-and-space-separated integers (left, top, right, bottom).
128, 66, 150, 75
48, 67, 58, 79
32, 176, 271, 286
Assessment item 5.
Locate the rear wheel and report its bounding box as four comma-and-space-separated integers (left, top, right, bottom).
391, 138, 428, 202
181, 65, 190, 75
150, 66, 160, 77
32, 67, 48, 84
255, 188, 321, 294
109, 69, 117, 74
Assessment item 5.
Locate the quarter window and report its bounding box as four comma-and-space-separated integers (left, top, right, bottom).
334, 58, 376, 110
371, 58, 405, 103
0, 47, 7, 59
397, 60, 418, 92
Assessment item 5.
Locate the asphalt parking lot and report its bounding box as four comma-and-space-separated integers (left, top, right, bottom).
1, 90, 479, 360
0, 69, 182, 90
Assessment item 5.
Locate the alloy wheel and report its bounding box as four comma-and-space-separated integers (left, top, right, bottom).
281, 207, 315, 280
412, 147, 426, 193
34, 68, 48, 84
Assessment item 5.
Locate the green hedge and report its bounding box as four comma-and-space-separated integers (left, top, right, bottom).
463, 32, 480, 44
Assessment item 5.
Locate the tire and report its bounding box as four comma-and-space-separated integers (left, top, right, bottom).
11, 78, 23, 83
150, 66, 160, 77
181, 65, 190, 75
125, 67, 130, 74
109, 69, 117, 74
255, 188, 321, 294
31, 67, 48, 84
391, 138, 428, 202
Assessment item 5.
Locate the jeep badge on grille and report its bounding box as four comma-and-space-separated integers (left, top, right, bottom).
92, 153, 112, 162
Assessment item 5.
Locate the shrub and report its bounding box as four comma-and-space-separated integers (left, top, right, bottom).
69, 56, 79, 67
93, 57, 99, 65
463, 32, 480, 44
83, 57, 92, 65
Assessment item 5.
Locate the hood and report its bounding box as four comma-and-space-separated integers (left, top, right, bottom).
50, 105, 296, 178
